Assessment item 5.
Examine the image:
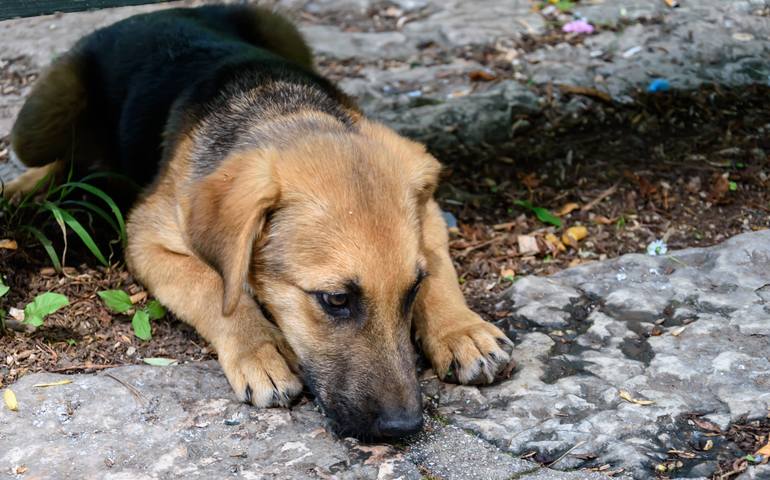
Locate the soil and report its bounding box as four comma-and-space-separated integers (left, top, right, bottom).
2, 42, 769, 480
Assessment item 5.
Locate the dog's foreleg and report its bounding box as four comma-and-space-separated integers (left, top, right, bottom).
125, 203, 302, 406
414, 200, 513, 385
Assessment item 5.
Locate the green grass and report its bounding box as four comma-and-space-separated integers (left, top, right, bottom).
1, 167, 128, 271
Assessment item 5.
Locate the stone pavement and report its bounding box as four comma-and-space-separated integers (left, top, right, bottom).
2, 0, 770, 145
2, 230, 769, 479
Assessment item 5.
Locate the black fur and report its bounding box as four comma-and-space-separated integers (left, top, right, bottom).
48, 5, 355, 186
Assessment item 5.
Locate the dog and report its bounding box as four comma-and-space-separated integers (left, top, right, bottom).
5, 5, 513, 440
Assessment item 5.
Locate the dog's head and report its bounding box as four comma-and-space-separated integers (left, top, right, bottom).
188, 119, 440, 440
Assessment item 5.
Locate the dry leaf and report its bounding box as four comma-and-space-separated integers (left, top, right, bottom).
500, 268, 515, 280
0, 239, 18, 250
545, 232, 567, 252
468, 70, 497, 82
592, 215, 614, 225
691, 417, 721, 433
13, 465, 28, 475
4, 388, 18, 411
556, 202, 580, 216
8, 307, 24, 322
129, 291, 148, 304
33, 379, 72, 388
671, 326, 687, 336
562, 226, 588, 247
619, 389, 655, 406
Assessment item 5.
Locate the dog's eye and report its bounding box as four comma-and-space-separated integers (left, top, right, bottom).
317, 292, 351, 317
324, 293, 348, 308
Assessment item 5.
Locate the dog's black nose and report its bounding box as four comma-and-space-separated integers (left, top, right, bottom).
374, 411, 424, 439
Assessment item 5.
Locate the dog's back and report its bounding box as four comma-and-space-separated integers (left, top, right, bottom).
8, 5, 346, 194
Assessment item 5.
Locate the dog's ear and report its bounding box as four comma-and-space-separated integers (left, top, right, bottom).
187, 150, 280, 316
358, 120, 442, 204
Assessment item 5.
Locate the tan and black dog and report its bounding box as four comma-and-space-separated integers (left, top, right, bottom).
6, 5, 513, 439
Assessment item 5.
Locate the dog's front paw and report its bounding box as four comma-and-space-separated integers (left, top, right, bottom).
219, 342, 303, 407
422, 313, 513, 385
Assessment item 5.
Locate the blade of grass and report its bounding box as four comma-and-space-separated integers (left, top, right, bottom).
42, 202, 108, 266
20, 225, 62, 271
57, 182, 127, 246
61, 200, 119, 235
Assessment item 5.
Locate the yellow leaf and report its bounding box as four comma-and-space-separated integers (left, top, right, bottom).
756, 439, 770, 457
556, 202, 580, 216
619, 389, 655, 406
0, 239, 17, 250
33, 379, 72, 388
545, 233, 567, 252
562, 225, 588, 247
4, 388, 18, 411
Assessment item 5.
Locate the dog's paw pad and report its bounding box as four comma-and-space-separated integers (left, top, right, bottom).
425, 317, 514, 385
221, 342, 303, 408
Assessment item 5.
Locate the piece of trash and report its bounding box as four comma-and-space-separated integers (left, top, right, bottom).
142, 357, 178, 367
646, 240, 668, 256
647, 78, 670, 93
732, 32, 754, 42
664, 0, 680, 7
619, 389, 655, 406
441, 210, 458, 229
517, 235, 540, 255
4, 388, 18, 411
622, 46, 643, 58
616, 272, 628, 281
33, 379, 72, 388
500, 268, 515, 282
703, 439, 714, 451
562, 19, 595, 34
224, 418, 241, 426
405, 90, 422, 98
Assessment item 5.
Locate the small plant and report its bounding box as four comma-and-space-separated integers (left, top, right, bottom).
1, 166, 129, 271
513, 199, 563, 228
98, 289, 166, 341
23, 292, 69, 327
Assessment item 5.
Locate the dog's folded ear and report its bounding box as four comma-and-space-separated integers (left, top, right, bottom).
186, 150, 280, 316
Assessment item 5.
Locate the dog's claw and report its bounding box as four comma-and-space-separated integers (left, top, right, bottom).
244, 385, 253, 404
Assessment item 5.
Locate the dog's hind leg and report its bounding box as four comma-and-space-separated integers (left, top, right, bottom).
125, 192, 303, 407
4, 53, 89, 198
414, 200, 514, 385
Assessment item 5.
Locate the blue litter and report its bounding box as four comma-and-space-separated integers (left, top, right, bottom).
647, 78, 670, 93
441, 210, 458, 229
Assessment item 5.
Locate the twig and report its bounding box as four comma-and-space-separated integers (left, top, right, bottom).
104, 373, 147, 404
50, 363, 120, 373
548, 440, 586, 467
581, 181, 621, 212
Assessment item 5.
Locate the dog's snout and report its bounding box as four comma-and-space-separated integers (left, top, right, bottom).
374, 410, 424, 439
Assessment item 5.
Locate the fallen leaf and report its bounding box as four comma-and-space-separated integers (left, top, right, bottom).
591, 215, 614, 225
13, 465, 28, 475
129, 291, 148, 304
703, 439, 713, 451
0, 239, 17, 250
556, 202, 580, 216
708, 174, 730, 204
545, 232, 566, 252
691, 417, 722, 433
500, 268, 515, 281
562, 226, 588, 248
468, 69, 497, 82
33, 379, 72, 388
671, 326, 687, 336
558, 84, 612, 103
143, 357, 178, 367
4, 388, 18, 411
9, 307, 24, 322
619, 389, 655, 406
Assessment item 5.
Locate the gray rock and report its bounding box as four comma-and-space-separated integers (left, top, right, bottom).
1, 361, 601, 480
439, 230, 770, 479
